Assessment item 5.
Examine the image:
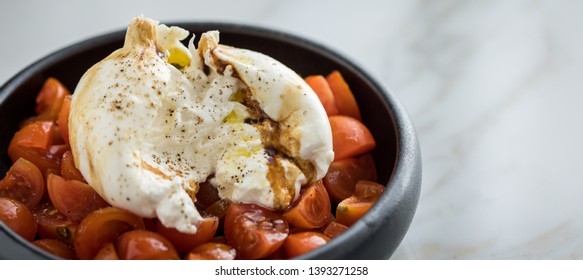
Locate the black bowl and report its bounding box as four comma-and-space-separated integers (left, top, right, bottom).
0, 22, 421, 260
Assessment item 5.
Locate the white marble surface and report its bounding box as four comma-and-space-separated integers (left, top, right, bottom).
2, 0, 583, 259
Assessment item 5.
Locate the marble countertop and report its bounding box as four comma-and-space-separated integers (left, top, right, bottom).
2, 0, 582, 259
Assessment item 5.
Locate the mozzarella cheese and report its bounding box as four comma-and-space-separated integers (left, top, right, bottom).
69, 17, 334, 233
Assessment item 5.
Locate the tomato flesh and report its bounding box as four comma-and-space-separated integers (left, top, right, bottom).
323, 153, 377, 202
93, 243, 120, 260
156, 216, 218, 255
186, 242, 236, 260
7, 121, 64, 173
283, 181, 332, 229
0, 197, 38, 241
47, 174, 109, 223
329, 115, 376, 160
32, 202, 77, 245
116, 230, 179, 260
74, 207, 145, 259
283, 231, 330, 258
35, 77, 69, 121
0, 158, 45, 209
224, 203, 288, 259
60, 150, 85, 182
33, 239, 77, 259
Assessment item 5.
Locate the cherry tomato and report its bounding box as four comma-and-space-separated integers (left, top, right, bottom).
0, 197, 37, 241
116, 230, 179, 260
57, 95, 72, 145
283, 231, 330, 258
7, 121, 64, 173
326, 70, 361, 120
186, 242, 236, 260
156, 216, 218, 255
323, 153, 377, 202
47, 174, 109, 223
93, 243, 119, 260
323, 221, 349, 239
74, 207, 145, 259
283, 181, 332, 229
336, 181, 385, 227
32, 202, 77, 245
35, 77, 69, 121
329, 115, 376, 160
0, 158, 45, 208
224, 203, 289, 259
305, 75, 339, 116
33, 239, 77, 260
354, 180, 385, 199
60, 150, 85, 182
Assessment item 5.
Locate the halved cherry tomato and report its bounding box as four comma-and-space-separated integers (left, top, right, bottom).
336, 181, 385, 227
0, 158, 45, 208
60, 151, 86, 182
323, 221, 349, 239
35, 77, 69, 121
283, 231, 330, 258
93, 243, 119, 260
156, 216, 218, 255
186, 242, 236, 260
74, 207, 145, 259
0, 197, 37, 241
7, 121, 64, 173
283, 181, 331, 229
33, 239, 77, 260
224, 203, 289, 260
57, 95, 72, 145
116, 230, 179, 260
47, 174, 109, 223
323, 153, 377, 202
326, 70, 361, 120
263, 245, 287, 260
354, 180, 385, 199
329, 115, 376, 160
305, 75, 339, 116
32, 202, 77, 245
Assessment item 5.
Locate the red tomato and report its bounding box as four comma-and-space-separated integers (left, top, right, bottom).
32, 202, 77, 245
329, 115, 376, 160
323, 221, 349, 239
156, 216, 218, 255
93, 243, 120, 260
186, 242, 236, 260
7, 121, 64, 173
326, 70, 361, 120
224, 203, 289, 259
47, 174, 109, 223
0, 158, 45, 208
305, 75, 339, 116
56, 95, 72, 145
74, 207, 145, 259
283, 231, 330, 258
0, 197, 37, 241
116, 230, 179, 260
33, 239, 77, 260
323, 153, 377, 202
60, 150, 85, 182
35, 77, 69, 121
283, 181, 332, 229
336, 181, 385, 227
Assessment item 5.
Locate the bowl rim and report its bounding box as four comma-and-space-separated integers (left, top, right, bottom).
0, 21, 421, 260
